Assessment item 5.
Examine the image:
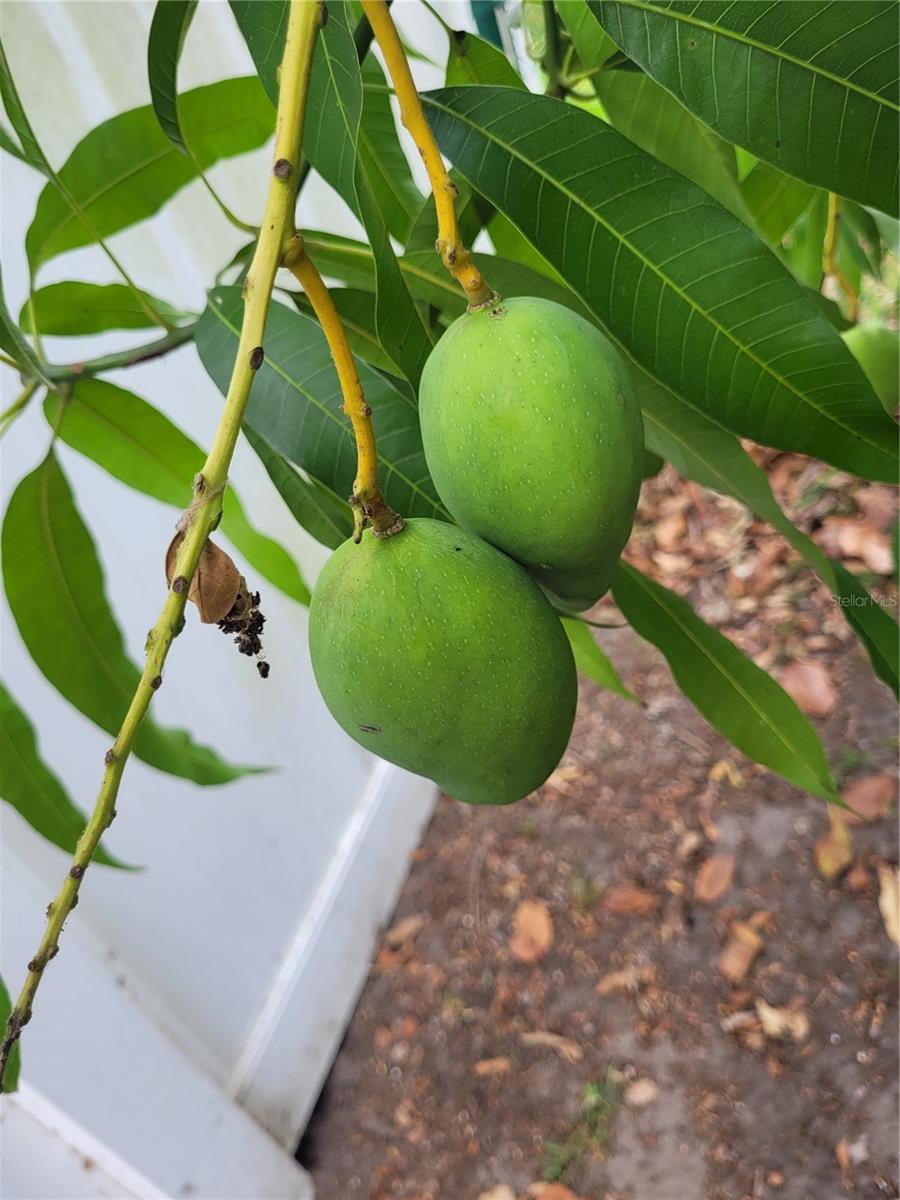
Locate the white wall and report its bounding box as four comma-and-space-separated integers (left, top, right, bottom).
0, 1, 472, 1193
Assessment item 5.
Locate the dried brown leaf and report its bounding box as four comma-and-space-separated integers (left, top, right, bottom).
601, 885, 660, 917
473, 1057, 513, 1078
478, 1188, 516, 1200
694, 853, 737, 903
384, 913, 425, 947
875, 861, 900, 944
718, 921, 763, 984
519, 1030, 583, 1063
843, 773, 898, 824
755, 998, 809, 1042
814, 809, 854, 881
526, 1184, 583, 1200
596, 964, 653, 996
624, 1077, 659, 1107
777, 660, 837, 717
165, 533, 241, 624
509, 899, 554, 963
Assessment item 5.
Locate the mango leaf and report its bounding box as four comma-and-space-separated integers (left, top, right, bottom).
290, 286, 395, 371
638, 374, 899, 697
445, 30, 525, 87
26, 77, 273, 271
20, 282, 186, 336
594, 69, 747, 219
244, 426, 353, 551
228, 1, 287, 106
43, 379, 309, 606
358, 56, 422, 243
0, 263, 51, 387
0, 680, 125, 866
147, 0, 198, 151
0, 122, 27, 166
780, 190, 828, 288
1, 452, 254, 785
0, 37, 52, 177
0, 976, 20, 1092
562, 617, 637, 701
612, 563, 838, 801
591, 1, 899, 215
741, 161, 818, 245
423, 86, 898, 481
196, 288, 447, 522
307, 2, 431, 385
556, 0, 616, 69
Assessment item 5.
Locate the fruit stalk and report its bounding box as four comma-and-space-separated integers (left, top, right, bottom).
283, 237, 403, 540
0, 0, 325, 1091
360, 0, 495, 310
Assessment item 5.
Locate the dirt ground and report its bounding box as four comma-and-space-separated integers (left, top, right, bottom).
300, 460, 899, 1200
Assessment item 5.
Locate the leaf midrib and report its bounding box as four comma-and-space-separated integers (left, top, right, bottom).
603, 0, 899, 113
423, 91, 895, 461
619, 562, 832, 793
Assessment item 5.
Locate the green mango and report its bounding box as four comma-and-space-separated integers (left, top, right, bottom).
309, 518, 577, 805
419, 296, 643, 611
842, 322, 899, 415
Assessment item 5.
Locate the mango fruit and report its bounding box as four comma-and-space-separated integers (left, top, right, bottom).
842, 321, 899, 415
419, 296, 643, 611
309, 518, 576, 805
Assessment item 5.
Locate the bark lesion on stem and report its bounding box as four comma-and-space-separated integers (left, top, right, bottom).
360, 0, 497, 311
282, 234, 403, 542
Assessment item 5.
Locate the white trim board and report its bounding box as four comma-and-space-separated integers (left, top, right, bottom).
229, 764, 437, 1145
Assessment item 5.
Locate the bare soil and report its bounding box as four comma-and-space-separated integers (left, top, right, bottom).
301, 461, 899, 1200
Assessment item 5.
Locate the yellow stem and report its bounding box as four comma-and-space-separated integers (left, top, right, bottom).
360, 0, 495, 310
0, 0, 325, 1092
823, 192, 859, 321
283, 238, 402, 540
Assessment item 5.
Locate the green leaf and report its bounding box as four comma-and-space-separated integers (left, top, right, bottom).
612, 563, 838, 801
244, 426, 353, 550
305, 1, 364, 213
780, 190, 828, 288
741, 161, 818, 245
20, 282, 185, 336
562, 617, 637, 701
0, 263, 52, 387
556, 0, 616, 69
290, 286, 396, 371
147, 0, 198, 151
591, 1, 899, 215
445, 30, 525, 88
0, 37, 52, 177
196, 288, 447, 522
44, 379, 309, 606
0, 680, 125, 866
26, 77, 273, 271
358, 57, 423, 243
638, 374, 899, 697
0, 122, 28, 166
2, 452, 254, 785
229, 0, 289, 107
0, 975, 20, 1092
594, 69, 748, 218
423, 85, 898, 481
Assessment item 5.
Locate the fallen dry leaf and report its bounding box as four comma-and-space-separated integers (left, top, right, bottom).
778, 660, 837, 717
519, 1030, 583, 1063
755, 998, 809, 1042
625, 1077, 659, 1107
527, 1185, 583, 1200
384, 913, 425, 947
708, 759, 743, 787
601, 885, 659, 916
718, 921, 764, 984
654, 510, 687, 552
596, 964, 653, 996
509, 899, 554, 963
694, 853, 737, 903
846, 860, 870, 892
875, 861, 900, 944
720, 1010, 758, 1034
843, 773, 898, 823
478, 1187, 516, 1200
814, 809, 854, 881
676, 830, 704, 860
473, 1057, 513, 1078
